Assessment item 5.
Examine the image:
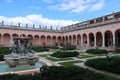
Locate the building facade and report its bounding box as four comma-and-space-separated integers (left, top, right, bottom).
0, 12, 120, 51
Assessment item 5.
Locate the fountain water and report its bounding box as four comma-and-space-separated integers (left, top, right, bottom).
4, 37, 39, 67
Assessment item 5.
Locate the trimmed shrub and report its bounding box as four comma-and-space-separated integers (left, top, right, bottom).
85, 57, 120, 74
0, 47, 11, 61
0, 47, 11, 54
48, 45, 59, 49
32, 46, 49, 52
51, 51, 79, 58
61, 45, 76, 50
0, 66, 119, 80
86, 48, 108, 54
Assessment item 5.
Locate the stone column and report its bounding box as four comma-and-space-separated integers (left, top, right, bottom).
102, 33, 105, 47
94, 34, 96, 47
1, 35, 3, 45
39, 36, 41, 46
87, 34, 89, 47
81, 35, 83, 47
51, 37, 52, 45
76, 36, 78, 46
112, 33, 115, 46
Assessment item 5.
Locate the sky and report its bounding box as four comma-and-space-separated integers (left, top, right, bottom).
0, 0, 120, 29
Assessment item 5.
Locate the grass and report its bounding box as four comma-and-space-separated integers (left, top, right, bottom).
46, 57, 72, 61
77, 55, 95, 58
39, 54, 48, 57
59, 60, 83, 66
49, 49, 60, 52
39, 54, 73, 61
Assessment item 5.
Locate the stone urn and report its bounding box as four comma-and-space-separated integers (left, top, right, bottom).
5, 58, 19, 67
27, 57, 37, 65
4, 54, 19, 67
26, 53, 39, 65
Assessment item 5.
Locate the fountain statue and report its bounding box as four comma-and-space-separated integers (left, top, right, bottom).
4, 37, 39, 67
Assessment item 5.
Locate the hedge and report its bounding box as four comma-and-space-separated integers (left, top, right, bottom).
86, 48, 108, 54
51, 51, 79, 58
0, 66, 119, 80
85, 57, 120, 74
61, 45, 76, 50
32, 46, 49, 52
0, 47, 11, 61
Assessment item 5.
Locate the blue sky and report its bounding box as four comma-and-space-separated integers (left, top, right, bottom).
0, 0, 120, 29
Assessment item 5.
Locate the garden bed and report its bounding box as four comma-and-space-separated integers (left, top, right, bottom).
85, 57, 120, 74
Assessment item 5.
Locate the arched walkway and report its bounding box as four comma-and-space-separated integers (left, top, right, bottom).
69, 35, 72, 45
41, 35, 46, 46
28, 34, 33, 45
62, 36, 65, 46
115, 29, 120, 47
58, 36, 62, 46
34, 35, 39, 46
77, 34, 81, 46
83, 34, 87, 47
3, 33, 10, 45
96, 32, 102, 47
52, 36, 57, 46
47, 36, 51, 46
105, 31, 113, 47
12, 34, 18, 38
20, 34, 26, 37
73, 35, 76, 45
89, 33, 94, 47
65, 36, 68, 45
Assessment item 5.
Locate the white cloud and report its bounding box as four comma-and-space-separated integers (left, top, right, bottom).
0, 14, 78, 29
90, 0, 105, 11
49, 0, 105, 12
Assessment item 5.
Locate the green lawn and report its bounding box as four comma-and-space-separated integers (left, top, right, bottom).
39, 54, 73, 61
77, 55, 95, 58
59, 60, 83, 66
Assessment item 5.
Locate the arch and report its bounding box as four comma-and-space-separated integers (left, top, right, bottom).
77, 34, 81, 46
3, 33, 11, 45
47, 35, 51, 46
115, 29, 120, 47
96, 32, 102, 47
57, 36, 62, 46
52, 36, 57, 46
27, 34, 33, 45
41, 35, 46, 46
105, 30, 113, 47
12, 34, 18, 38
89, 33, 94, 47
69, 35, 72, 45
0, 34, 2, 45
82, 34, 87, 47
62, 36, 65, 46
73, 35, 76, 45
65, 36, 68, 45
34, 35, 39, 46
20, 34, 26, 37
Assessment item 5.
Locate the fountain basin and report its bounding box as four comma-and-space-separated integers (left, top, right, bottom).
0, 61, 45, 75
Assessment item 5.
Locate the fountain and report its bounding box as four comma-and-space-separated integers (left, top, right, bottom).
4, 37, 39, 68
